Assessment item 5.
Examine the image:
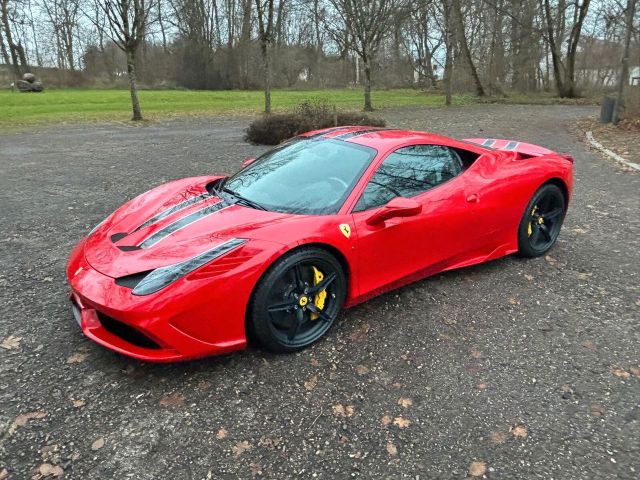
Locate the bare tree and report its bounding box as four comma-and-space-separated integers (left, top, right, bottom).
542, 0, 592, 97
40, 0, 80, 70
329, 0, 408, 111
613, 0, 637, 123
256, 0, 277, 113
94, 0, 156, 120
451, 0, 485, 96
1, 0, 29, 77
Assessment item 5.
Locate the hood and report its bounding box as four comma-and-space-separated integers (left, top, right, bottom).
84, 176, 290, 278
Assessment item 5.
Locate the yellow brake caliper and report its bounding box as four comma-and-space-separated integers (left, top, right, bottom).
310, 266, 327, 320
528, 205, 537, 236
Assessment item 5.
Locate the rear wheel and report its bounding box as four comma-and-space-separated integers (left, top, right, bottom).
249, 248, 346, 352
518, 183, 566, 257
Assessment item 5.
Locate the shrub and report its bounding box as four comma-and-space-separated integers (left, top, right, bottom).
245, 99, 386, 145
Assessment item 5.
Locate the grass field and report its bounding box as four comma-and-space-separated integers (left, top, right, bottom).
0, 88, 478, 127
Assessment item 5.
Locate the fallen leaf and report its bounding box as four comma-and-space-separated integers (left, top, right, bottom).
347, 323, 370, 342
442, 317, 457, 325
304, 375, 318, 391
259, 437, 282, 449
1, 335, 22, 350
381, 414, 393, 426
629, 367, 640, 378
393, 416, 411, 428
232, 440, 252, 457
397, 397, 413, 408
391, 382, 402, 389
249, 463, 262, 476
355, 365, 370, 375
545, 255, 557, 265
66, 351, 89, 364
332, 404, 355, 417
476, 382, 487, 390
590, 404, 605, 417
91, 437, 105, 450
72, 399, 85, 408
508, 297, 520, 305
0, 468, 8, 480
8, 411, 46, 436
470, 348, 482, 358
611, 366, 630, 379
38, 463, 64, 477
490, 431, 507, 444
159, 392, 185, 408
196, 380, 212, 390
468, 461, 487, 477
216, 428, 227, 440
577, 272, 593, 280
339, 435, 349, 444
523, 274, 534, 281
310, 358, 320, 367
511, 424, 528, 438
572, 227, 588, 234
386, 441, 398, 456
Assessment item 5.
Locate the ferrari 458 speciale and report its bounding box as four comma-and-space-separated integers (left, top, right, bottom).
67, 126, 573, 361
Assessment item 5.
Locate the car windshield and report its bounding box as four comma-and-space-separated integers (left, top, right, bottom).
223, 138, 377, 215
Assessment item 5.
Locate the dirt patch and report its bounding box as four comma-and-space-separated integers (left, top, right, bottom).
576, 117, 640, 165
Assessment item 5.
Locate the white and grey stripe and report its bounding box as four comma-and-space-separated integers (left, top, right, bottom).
137, 200, 229, 249
132, 193, 211, 233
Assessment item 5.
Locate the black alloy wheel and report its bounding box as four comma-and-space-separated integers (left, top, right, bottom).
518, 183, 566, 257
249, 248, 346, 352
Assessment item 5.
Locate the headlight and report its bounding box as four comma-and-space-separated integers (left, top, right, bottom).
132, 238, 247, 296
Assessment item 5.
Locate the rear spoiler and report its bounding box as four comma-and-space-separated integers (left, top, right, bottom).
464, 138, 573, 163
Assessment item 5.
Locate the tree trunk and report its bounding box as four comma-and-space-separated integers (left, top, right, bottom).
613, 0, 637, 124
0, 24, 10, 66
451, 0, 485, 96
126, 48, 143, 121
443, 0, 453, 106
261, 40, 272, 114
363, 56, 373, 111
1, 0, 22, 77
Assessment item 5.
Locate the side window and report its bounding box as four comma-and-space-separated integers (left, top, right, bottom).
353, 145, 463, 212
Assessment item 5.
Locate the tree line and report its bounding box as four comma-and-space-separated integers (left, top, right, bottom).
1, 0, 638, 119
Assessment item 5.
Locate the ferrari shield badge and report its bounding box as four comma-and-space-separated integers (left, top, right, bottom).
339, 224, 351, 238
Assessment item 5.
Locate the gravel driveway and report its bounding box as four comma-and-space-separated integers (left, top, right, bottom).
0, 105, 638, 479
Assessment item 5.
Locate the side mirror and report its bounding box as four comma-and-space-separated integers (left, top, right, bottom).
366, 197, 422, 226
242, 157, 257, 168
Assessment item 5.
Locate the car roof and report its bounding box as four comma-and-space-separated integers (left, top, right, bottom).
299, 126, 489, 153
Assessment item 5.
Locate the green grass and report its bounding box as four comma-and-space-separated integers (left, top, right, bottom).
0, 88, 474, 127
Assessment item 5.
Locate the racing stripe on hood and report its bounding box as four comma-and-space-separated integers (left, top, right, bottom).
137, 200, 229, 249
133, 192, 211, 233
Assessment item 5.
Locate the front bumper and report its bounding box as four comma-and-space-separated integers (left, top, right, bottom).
66, 238, 270, 362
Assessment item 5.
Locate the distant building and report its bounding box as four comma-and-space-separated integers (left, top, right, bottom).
630, 66, 640, 86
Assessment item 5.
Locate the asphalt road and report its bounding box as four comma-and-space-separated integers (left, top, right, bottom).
0, 105, 638, 480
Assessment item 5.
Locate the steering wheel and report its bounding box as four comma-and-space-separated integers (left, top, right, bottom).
326, 177, 348, 190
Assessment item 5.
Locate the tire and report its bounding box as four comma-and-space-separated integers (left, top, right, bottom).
248, 247, 347, 353
517, 183, 566, 258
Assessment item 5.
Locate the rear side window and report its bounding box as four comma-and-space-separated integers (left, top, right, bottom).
354, 145, 463, 212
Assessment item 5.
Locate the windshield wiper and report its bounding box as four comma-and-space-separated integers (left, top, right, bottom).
222, 187, 268, 211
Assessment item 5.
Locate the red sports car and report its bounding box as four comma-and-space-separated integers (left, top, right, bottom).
67, 127, 573, 362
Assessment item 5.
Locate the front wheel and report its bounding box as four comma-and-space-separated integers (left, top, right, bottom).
517, 183, 566, 257
248, 248, 346, 352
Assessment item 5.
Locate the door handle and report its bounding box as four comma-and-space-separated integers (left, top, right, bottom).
466, 193, 480, 203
